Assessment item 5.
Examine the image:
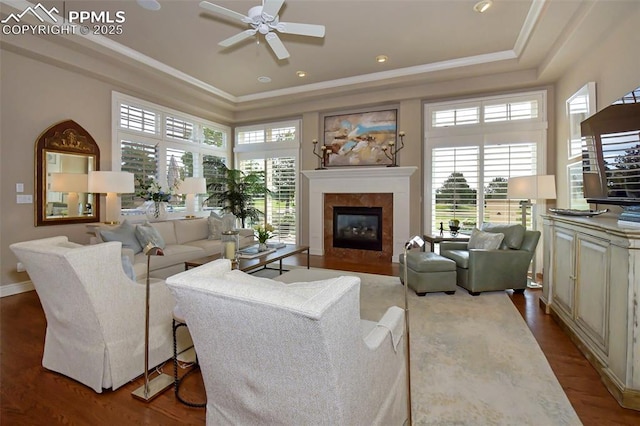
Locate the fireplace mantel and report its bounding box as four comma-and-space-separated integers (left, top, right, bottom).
302, 166, 417, 261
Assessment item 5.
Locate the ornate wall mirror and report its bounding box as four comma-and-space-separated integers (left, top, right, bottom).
35, 120, 100, 226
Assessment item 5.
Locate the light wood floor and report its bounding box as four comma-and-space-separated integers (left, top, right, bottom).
2, 255, 639, 425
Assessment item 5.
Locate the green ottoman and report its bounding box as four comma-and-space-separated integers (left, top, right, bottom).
399, 252, 457, 296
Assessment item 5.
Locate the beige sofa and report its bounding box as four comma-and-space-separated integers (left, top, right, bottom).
91, 218, 255, 279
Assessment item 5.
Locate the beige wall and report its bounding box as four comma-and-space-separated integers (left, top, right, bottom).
553, 6, 640, 208
0, 48, 232, 287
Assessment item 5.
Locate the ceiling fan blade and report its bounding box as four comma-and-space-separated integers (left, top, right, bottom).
265, 32, 290, 60
277, 22, 325, 38
262, 0, 285, 19
199, 1, 247, 22
219, 29, 257, 47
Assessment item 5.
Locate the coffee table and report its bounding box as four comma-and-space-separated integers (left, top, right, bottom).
185, 244, 310, 275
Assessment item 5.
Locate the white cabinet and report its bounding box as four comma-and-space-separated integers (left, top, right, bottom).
542, 214, 640, 410
551, 228, 575, 317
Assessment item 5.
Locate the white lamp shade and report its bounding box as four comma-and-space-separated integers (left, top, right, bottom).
177, 177, 207, 195
507, 175, 556, 200
51, 173, 88, 193
88, 171, 135, 194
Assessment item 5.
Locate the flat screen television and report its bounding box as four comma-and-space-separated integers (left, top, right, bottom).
581, 87, 640, 207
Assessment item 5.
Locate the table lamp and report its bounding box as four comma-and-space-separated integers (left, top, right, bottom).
88, 171, 134, 224
50, 173, 88, 216
177, 177, 207, 218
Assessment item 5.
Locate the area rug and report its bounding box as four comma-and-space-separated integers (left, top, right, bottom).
273, 267, 582, 426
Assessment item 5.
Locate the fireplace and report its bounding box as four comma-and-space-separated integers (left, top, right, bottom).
323, 193, 393, 262
302, 166, 417, 261
333, 206, 383, 251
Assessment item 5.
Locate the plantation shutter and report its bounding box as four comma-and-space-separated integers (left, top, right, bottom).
432, 146, 479, 233
568, 162, 589, 209
120, 140, 158, 209
267, 157, 296, 242
483, 143, 537, 227
236, 120, 299, 243
120, 104, 157, 134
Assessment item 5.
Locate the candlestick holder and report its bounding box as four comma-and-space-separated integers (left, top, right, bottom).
312, 139, 328, 170
382, 131, 405, 167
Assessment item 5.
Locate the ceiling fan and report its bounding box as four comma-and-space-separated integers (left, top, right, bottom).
199, 0, 326, 60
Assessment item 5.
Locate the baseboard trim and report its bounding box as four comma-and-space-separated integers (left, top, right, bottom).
550, 307, 640, 411
1, 281, 34, 298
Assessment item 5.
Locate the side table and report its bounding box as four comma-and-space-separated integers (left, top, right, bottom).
173, 308, 206, 408
423, 232, 470, 252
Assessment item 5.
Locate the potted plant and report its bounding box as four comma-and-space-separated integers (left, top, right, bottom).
137, 177, 178, 221
204, 163, 271, 228
254, 223, 275, 251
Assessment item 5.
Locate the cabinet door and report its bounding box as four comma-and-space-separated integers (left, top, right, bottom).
575, 235, 609, 353
552, 228, 576, 317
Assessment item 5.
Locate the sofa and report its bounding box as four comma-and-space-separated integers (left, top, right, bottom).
439, 223, 540, 295
90, 217, 255, 279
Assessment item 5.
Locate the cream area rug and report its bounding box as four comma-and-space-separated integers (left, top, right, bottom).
272, 267, 582, 426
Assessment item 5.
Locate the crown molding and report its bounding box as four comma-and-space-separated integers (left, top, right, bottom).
0, 0, 546, 105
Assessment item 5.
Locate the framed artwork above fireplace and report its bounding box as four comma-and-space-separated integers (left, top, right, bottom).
323, 108, 397, 167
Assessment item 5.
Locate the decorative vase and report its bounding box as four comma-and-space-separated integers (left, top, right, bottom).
258, 242, 268, 252
145, 201, 168, 221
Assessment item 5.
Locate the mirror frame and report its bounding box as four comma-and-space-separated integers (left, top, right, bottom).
35, 120, 100, 226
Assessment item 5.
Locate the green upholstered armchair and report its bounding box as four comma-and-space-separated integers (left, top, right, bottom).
440, 223, 540, 295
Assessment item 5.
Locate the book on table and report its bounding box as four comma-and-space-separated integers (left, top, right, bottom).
267, 242, 286, 249
238, 246, 276, 259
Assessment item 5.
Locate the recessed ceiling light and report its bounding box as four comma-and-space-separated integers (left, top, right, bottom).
296, 71, 307, 78
136, 0, 161, 11
257, 76, 271, 83
473, 0, 493, 13
376, 55, 388, 63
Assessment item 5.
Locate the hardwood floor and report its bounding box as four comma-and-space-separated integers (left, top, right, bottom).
2, 255, 639, 425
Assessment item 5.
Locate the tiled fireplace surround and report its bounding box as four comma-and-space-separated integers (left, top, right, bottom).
302, 167, 417, 262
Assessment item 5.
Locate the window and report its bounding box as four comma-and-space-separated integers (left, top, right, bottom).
431, 143, 537, 232
425, 91, 547, 232
568, 162, 589, 209
235, 120, 300, 243
432, 147, 479, 232
113, 92, 230, 218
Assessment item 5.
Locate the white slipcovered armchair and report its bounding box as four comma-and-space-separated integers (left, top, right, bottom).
10, 236, 190, 393
166, 259, 407, 425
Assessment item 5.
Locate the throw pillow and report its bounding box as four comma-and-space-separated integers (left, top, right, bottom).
99, 219, 143, 254
135, 222, 166, 249
121, 254, 137, 281
468, 228, 505, 250
480, 223, 525, 249
208, 212, 222, 240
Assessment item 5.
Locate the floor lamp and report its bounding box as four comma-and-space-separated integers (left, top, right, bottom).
403, 235, 425, 426
132, 243, 174, 401
507, 175, 556, 288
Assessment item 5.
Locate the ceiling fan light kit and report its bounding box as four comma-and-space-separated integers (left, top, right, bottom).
200, 0, 326, 60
